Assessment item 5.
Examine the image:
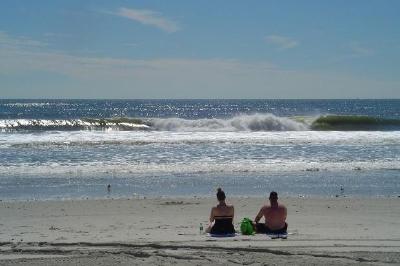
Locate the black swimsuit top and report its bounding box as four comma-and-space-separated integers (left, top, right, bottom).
210, 216, 235, 234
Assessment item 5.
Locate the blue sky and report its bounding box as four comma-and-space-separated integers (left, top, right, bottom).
0, 0, 399, 98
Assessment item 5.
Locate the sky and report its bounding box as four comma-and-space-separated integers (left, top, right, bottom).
0, 0, 399, 99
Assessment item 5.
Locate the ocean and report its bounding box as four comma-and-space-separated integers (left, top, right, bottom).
0, 99, 399, 200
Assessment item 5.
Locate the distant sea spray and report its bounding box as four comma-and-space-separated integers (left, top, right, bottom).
150, 114, 307, 131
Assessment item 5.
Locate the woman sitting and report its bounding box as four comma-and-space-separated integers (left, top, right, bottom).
206, 188, 235, 235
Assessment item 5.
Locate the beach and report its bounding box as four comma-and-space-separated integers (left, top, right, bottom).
0, 196, 399, 265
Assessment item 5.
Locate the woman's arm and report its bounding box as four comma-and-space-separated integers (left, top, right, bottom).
209, 207, 215, 223
205, 207, 215, 233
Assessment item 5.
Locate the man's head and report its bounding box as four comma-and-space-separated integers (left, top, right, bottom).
269, 191, 278, 203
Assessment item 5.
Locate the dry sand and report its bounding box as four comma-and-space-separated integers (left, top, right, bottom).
0, 196, 399, 265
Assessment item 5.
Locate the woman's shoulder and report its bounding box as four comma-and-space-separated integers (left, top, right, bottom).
224, 204, 234, 211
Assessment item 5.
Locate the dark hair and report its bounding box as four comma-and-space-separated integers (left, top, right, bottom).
216, 187, 226, 201
269, 191, 278, 200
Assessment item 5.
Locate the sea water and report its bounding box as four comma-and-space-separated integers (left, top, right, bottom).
0, 99, 399, 200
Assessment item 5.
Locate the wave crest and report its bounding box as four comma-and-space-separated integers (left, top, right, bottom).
151, 114, 308, 131
0, 118, 150, 131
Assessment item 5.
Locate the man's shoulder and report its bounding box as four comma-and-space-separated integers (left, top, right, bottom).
278, 203, 287, 210
261, 204, 271, 211
263, 203, 286, 210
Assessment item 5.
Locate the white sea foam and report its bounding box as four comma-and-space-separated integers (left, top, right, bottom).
151, 113, 308, 131
0, 160, 399, 178
1, 130, 400, 147
1, 125, 399, 183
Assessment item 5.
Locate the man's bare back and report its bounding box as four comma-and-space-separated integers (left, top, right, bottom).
257, 203, 287, 230
254, 191, 287, 233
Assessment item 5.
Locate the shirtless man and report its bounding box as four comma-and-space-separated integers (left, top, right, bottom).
254, 191, 287, 234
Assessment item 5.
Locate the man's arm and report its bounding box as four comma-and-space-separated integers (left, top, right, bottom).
254, 207, 264, 223
283, 205, 287, 220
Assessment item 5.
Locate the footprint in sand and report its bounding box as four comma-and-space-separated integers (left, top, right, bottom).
49, 226, 60, 230
70, 229, 89, 234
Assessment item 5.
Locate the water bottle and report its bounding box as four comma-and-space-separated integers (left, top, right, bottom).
199, 223, 203, 235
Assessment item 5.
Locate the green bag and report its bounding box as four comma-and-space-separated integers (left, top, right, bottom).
240, 217, 254, 235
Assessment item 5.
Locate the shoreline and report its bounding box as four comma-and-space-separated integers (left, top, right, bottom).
0, 196, 399, 265
1, 193, 400, 203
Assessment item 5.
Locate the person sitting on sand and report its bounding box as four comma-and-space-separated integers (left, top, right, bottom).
206, 188, 235, 235
253, 191, 287, 234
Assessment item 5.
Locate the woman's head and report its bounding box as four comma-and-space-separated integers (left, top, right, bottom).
216, 187, 226, 201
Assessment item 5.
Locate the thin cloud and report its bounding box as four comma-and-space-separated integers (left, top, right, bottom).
0, 32, 276, 79
43, 32, 73, 38
115, 7, 180, 33
264, 35, 299, 50
0, 31, 47, 48
348, 42, 374, 57
123, 42, 138, 47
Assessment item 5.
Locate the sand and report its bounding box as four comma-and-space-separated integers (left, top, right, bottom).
0, 196, 399, 265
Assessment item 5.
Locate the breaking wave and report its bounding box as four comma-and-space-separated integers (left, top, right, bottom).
0, 114, 308, 132
0, 118, 151, 131
1, 114, 400, 132
150, 114, 307, 131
